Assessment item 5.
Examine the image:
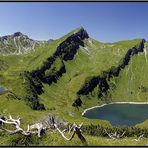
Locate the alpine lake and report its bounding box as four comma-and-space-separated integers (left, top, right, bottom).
83, 103, 148, 126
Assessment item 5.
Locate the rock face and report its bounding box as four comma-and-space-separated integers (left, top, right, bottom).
41, 113, 67, 129
23, 27, 89, 110
73, 39, 146, 107
0, 32, 49, 55
12, 32, 23, 37
55, 27, 89, 60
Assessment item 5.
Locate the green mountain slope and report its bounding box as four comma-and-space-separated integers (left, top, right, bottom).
0, 27, 148, 146
112, 42, 148, 102
0, 27, 146, 118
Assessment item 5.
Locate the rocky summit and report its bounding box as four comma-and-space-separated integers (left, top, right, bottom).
0, 32, 50, 55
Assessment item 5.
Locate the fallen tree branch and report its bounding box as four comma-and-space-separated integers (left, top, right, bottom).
132, 134, 144, 142
0, 115, 29, 136
54, 123, 75, 141
104, 129, 126, 139
27, 123, 46, 137
54, 122, 87, 144
0, 114, 87, 145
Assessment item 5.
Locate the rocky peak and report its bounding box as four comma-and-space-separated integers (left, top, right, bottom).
0, 32, 44, 55
12, 32, 23, 37
74, 27, 89, 39
1, 32, 28, 41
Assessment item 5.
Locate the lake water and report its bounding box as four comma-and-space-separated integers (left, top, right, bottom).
0, 86, 7, 94
83, 103, 148, 126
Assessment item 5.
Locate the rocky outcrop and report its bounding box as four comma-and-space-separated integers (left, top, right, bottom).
73, 39, 146, 107
41, 113, 67, 129
54, 28, 89, 60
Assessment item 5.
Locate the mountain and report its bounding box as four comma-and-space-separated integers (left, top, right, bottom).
0, 27, 148, 146
0, 26, 147, 113
0, 32, 51, 55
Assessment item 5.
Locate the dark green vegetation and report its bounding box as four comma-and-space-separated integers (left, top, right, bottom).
0, 27, 148, 146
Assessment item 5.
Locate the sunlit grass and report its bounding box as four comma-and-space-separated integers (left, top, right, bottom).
0, 27, 147, 146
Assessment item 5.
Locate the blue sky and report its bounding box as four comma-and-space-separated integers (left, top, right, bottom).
0, 2, 148, 42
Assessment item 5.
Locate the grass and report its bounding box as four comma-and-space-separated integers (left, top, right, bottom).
0, 27, 148, 146
111, 42, 148, 102
1, 132, 148, 146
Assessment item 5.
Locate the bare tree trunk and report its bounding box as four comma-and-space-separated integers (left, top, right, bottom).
75, 126, 87, 145
0, 114, 87, 145
54, 123, 87, 145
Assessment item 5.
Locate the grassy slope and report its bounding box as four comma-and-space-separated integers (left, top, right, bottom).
39, 38, 144, 120
112, 42, 148, 102
0, 28, 147, 145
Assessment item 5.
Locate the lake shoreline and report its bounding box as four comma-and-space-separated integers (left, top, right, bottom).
82, 101, 148, 116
